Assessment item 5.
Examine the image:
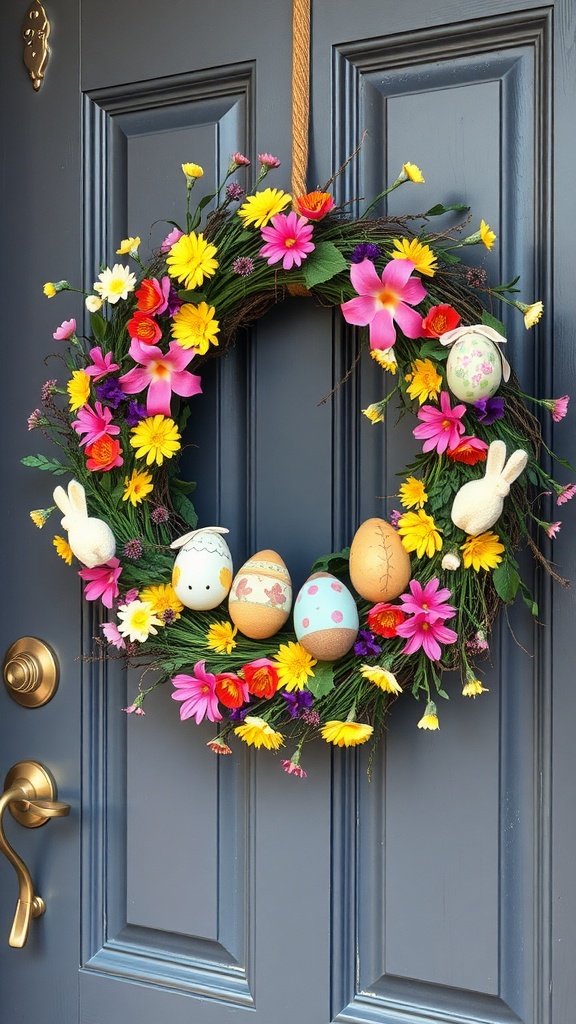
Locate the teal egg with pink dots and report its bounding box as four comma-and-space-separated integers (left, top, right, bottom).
294, 572, 359, 661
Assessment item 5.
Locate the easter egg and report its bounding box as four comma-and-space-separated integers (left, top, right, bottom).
446, 332, 502, 403
229, 550, 292, 639
349, 517, 411, 602
294, 572, 359, 661
170, 527, 233, 611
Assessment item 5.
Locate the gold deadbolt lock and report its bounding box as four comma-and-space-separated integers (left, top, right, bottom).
3, 638, 59, 708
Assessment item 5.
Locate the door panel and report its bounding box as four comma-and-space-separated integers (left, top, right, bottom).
0, 2, 573, 1023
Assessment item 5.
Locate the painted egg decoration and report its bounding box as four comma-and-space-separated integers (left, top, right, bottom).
294, 572, 359, 661
445, 332, 503, 403
170, 527, 233, 611
349, 517, 411, 602
228, 550, 292, 640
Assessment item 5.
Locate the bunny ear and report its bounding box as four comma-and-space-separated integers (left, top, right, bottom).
501, 448, 528, 484
484, 439, 507, 478
170, 526, 229, 551
53, 484, 71, 514
67, 479, 88, 517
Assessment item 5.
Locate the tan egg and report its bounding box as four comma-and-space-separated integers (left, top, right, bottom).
349, 518, 411, 602
229, 550, 292, 639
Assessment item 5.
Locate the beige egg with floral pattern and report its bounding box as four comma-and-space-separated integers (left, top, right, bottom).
229, 550, 292, 639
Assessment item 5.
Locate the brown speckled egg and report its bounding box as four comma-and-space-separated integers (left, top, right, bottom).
349, 518, 411, 602
229, 550, 292, 639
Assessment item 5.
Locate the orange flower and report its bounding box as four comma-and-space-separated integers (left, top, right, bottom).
243, 658, 281, 699
127, 311, 162, 345
215, 672, 248, 709
367, 603, 406, 638
293, 190, 335, 220
420, 304, 461, 338
85, 435, 123, 472
447, 436, 488, 465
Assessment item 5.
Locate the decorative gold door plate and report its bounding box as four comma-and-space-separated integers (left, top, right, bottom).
22, 1, 51, 91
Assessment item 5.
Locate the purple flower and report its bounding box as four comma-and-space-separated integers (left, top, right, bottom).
474, 396, 505, 424
166, 284, 183, 317
301, 708, 320, 728
125, 400, 148, 426
228, 705, 251, 721
353, 629, 382, 657
389, 509, 402, 529
351, 242, 381, 264
96, 378, 126, 409
150, 505, 170, 524
124, 538, 143, 560
233, 256, 255, 277
226, 181, 245, 202
282, 690, 314, 719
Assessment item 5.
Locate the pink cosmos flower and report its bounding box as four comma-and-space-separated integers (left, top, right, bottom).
258, 152, 281, 168
171, 661, 223, 724
557, 483, 576, 505
84, 346, 120, 380
101, 621, 126, 649
161, 228, 184, 253
340, 259, 426, 351
547, 521, 561, 538
398, 578, 456, 622
413, 391, 466, 454
123, 704, 145, 715
548, 395, 570, 422
395, 613, 458, 661
119, 339, 202, 416
53, 318, 77, 340
259, 211, 315, 270
78, 558, 122, 609
232, 152, 250, 167
72, 401, 120, 447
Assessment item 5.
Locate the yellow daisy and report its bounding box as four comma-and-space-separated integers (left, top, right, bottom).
391, 237, 437, 276
182, 162, 203, 180
402, 162, 425, 183
238, 187, 291, 229
480, 219, 497, 251
320, 720, 374, 747
370, 347, 398, 373
123, 468, 154, 506
206, 620, 238, 655
359, 665, 402, 694
234, 716, 284, 750
130, 415, 181, 466
166, 232, 218, 290
398, 476, 428, 510
171, 302, 220, 353
274, 641, 317, 692
139, 584, 184, 623
461, 531, 504, 571
462, 678, 489, 697
362, 403, 384, 424
405, 357, 442, 404
67, 369, 91, 411
518, 300, 544, 329
53, 535, 73, 565
43, 282, 57, 297
30, 507, 53, 528
397, 509, 443, 559
417, 701, 439, 730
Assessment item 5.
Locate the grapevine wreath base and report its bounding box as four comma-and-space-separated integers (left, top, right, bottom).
28, 153, 571, 777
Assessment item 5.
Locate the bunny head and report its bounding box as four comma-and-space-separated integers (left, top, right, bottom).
53, 479, 116, 567
451, 440, 528, 536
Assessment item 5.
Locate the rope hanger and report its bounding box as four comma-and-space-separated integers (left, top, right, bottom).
291, 0, 311, 197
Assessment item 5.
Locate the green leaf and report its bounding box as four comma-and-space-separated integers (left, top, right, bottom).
89, 311, 108, 344
481, 310, 506, 336
310, 547, 350, 575
171, 477, 197, 495
21, 454, 69, 475
307, 660, 335, 699
492, 561, 520, 603
418, 340, 448, 361
177, 289, 206, 303
425, 203, 469, 217
302, 241, 348, 289
171, 490, 198, 529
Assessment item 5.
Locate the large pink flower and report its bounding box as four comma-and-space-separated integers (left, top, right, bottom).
341, 258, 426, 350
259, 211, 315, 269
398, 578, 456, 622
171, 661, 223, 724
413, 390, 466, 454
119, 339, 202, 416
78, 558, 122, 609
395, 613, 458, 661
72, 401, 120, 447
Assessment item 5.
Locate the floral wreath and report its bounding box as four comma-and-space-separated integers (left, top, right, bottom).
28, 152, 572, 778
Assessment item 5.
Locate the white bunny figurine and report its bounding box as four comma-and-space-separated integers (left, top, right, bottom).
53, 479, 116, 567
451, 439, 528, 536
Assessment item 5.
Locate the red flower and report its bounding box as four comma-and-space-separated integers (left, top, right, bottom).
420, 304, 461, 338
447, 435, 489, 465
243, 658, 281, 699
135, 277, 169, 315
215, 672, 249, 709
85, 435, 123, 472
367, 603, 406, 638
128, 311, 162, 345
293, 190, 335, 221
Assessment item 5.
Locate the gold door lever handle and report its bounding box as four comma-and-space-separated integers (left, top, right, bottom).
0, 761, 70, 947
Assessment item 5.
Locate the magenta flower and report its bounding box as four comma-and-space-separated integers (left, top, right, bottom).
171, 661, 223, 724
395, 613, 458, 661
557, 483, 576, 505
72, 401, 120, 447
53, 318, 77, 340
547, 395, 570, 422
259, 211, 315, 270
413, 391, 466, 454
85, 346, 120, 380
340, 259, 426, 351
101, 621, 126, 649
79, 557, 122, 609
161, 227, 184, 253
547, 521, 561, 538
398, 578, 456, 622
119, 339, 202, 416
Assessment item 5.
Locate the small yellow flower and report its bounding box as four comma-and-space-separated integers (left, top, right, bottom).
130, 415, 181, 466
405, 357, 442, 404
206, 620, 238, 655
399, 476, 428, 510
43, 282, 57, 297
359, 665, 402, 694
274, 641, 317, 692
480, 219, 497, 251
462, 678, 489, 697
320, 720, 374, 747
171, 302, 220, 353
362, 403, 384, 424
182, 162, 204, 180
116, 236, 141, 255
370, 348, 398, 373
30, 507, 54, 528
234, 716, 284, 750
461, 531, 504, 572
67, 369, 91, 411
85, 295, 103, 312
397, 509, 443, 559
139, 584, 184, 623
238, 187, 291, 229
402, 162, 425, 183
53, 535, 73, 564
391, 238, 437, 276
417, 701, 439, 730
123, 468, 154, 506
517, 300, 544, 328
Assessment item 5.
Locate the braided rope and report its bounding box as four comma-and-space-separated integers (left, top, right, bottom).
291, 0, 311, 198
